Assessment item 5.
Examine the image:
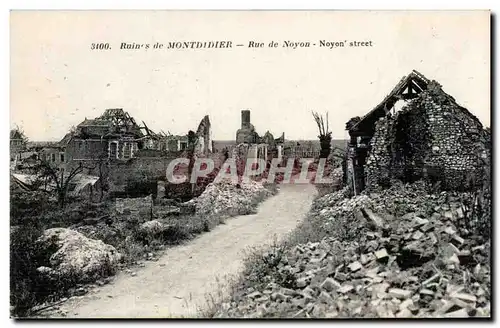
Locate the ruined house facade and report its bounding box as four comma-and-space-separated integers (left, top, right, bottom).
64, 108, 144, 164
346, 70, 490, 195
38, 144, 66, 166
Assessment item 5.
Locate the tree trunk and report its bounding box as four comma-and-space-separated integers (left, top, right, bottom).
319, 135, 332, 158
58, 192, 66, 209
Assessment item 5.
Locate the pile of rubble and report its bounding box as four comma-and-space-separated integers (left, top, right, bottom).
190, 178, 274, 217
214, 182, 490, 318
36, 228, 123, 283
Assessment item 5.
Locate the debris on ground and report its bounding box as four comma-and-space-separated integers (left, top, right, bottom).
214, 181, 491, 318
189, 179, 275, 217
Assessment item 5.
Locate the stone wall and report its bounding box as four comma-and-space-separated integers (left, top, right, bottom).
365, 82, 489, 191
365, 117, 395, 188
108, 156, 178, 195
421, 83, 489, 190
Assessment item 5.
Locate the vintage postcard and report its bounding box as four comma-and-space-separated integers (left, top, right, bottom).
10, 10, 491, 319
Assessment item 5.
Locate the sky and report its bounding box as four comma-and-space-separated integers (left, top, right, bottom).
10, 10, 490, 141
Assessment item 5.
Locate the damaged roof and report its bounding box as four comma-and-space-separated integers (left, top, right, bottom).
75, 108, 144, 139
348, 70, 430, 136
78, 118, 112, 127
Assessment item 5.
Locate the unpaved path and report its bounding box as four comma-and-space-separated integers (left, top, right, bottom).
56, 184, 317, 318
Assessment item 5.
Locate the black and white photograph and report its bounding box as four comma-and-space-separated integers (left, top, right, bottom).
9, 10, 491, 319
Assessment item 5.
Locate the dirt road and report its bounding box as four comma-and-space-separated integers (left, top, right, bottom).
56, 183, 317, 318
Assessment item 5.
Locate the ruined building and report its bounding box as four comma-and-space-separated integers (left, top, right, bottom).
346, 70, 490, 195
234, 110, 285, 161
63, 108, 147, 165
10, 129, 27, 161
60, 108, 213, 194
236, 110, 259, 144
194, 115, 213, 155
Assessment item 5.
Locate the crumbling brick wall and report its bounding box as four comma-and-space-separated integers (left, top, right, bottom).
108, 153, 224, 198
420, 82, 489, 190
108, 156, 177, 194
365, 117, 395, 188
365, 81, 488, 192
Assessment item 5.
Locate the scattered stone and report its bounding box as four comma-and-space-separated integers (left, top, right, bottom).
349, 261, 362, 272
412, 231, 424, 240
396, 308, 412, 318
247, 291, 262, 299
413, 217, 429, 227
444, 308, 469, 318
296, 277, 309, 288
458, 249, 471, 257
420, 223, 434, 233
338, 285, 354, 294
375, 249, 389, 260
420, 289, 434, 296
270, 292, 287, 302
451, 235, 465, 246
447, 254, 460, 265
399, 299, 413, 310
443, 211, 454, 220
360, 254, 370, 265
388, 288, 412, 299
472, 245, 485, 252
211, 182, 491, 319
335, 272, 348, 281
429, 232, 438, 245
318, 291, 334, 304
452, 293, 477, 304
74, 287, 87, 296
320, 278, 341, 292
362, 207, 384, 227
443, 226, 456, 235
422, 274, 440, 286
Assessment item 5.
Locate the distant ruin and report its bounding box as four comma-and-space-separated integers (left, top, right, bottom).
11, 108, 214, 197
234, 109, 285, 162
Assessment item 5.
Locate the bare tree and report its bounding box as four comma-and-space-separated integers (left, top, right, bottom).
35, 160, 85, 209
312, 111, 333, 158
13, 124, 29, 144
86, 150, 110, 202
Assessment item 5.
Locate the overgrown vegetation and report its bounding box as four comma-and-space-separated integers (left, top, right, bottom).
10, 189, 65, 317
10, 176, 278, 317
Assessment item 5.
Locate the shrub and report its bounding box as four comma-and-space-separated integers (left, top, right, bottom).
10, 190, 58, 317
10, 222, 44, 317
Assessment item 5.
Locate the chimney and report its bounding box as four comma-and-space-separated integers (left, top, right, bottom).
241, 110, 251, 129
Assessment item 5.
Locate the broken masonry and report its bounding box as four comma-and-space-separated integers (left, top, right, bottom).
345, 70, 490, 195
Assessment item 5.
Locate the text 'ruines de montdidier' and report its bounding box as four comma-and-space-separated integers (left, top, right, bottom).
90, 40, 374, 51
